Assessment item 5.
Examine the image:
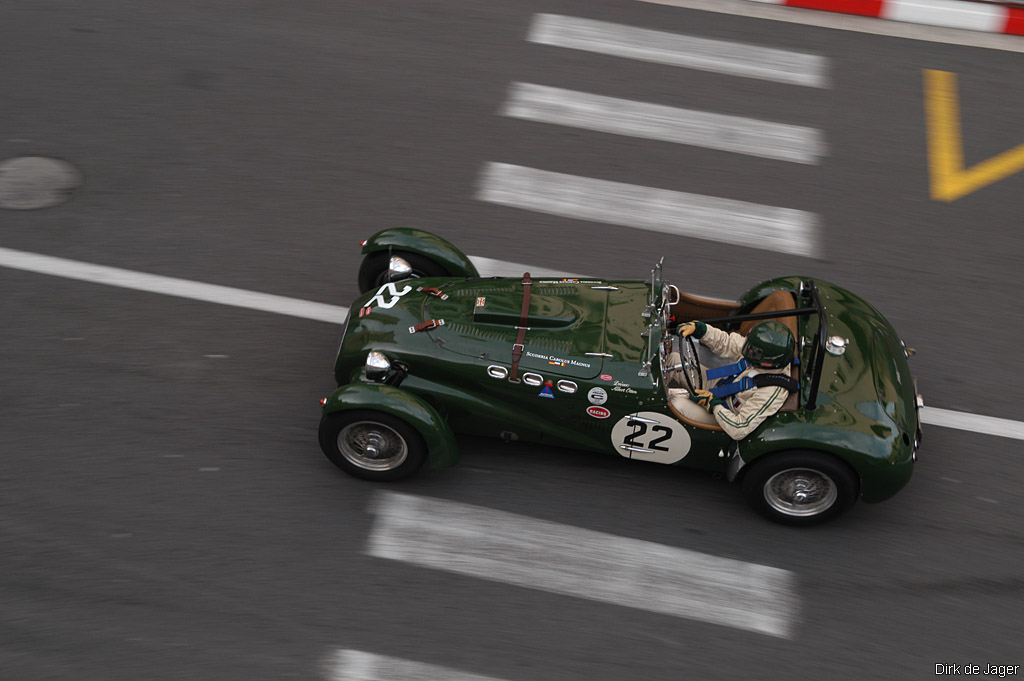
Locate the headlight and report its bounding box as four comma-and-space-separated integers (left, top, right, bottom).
388, 256, 412, 281
365, 351, 391, 380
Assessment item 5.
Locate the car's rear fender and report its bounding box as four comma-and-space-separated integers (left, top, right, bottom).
731, 422, 913, 503
361, 228, 480, 279
322, 382, 460, 469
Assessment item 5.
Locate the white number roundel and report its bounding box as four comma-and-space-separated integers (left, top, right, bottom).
610, 411, 691, 464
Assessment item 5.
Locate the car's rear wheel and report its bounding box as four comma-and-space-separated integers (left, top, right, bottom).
319, 410, 427, 481
741, 451, 858, 526
357, 250, 450, 293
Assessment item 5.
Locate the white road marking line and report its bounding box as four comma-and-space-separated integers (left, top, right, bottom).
502, 82, 826, 164
476, 162, 821, 258
367, 491, 798, 638
528, 13, 828, 87
636, 0, 1024, 54
468, 254, 579, 278
0, 246, 349, 325
325, 649, 509, 681
920, 407, 1024, 441
4, 246, 1024, 441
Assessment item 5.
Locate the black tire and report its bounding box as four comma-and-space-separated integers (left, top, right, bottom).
741, 451, 859, 526
319, 410, 428, 482
357, 250, 450, 293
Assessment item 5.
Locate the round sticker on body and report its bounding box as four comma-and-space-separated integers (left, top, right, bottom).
610, 411, 691, 464
587, 387, 608, 405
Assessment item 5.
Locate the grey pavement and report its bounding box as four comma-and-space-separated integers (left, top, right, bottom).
2, 1, 1022, 679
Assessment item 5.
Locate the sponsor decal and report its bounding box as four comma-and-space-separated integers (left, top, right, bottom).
538, 383, 555, 399
611, 380, 638, 395
358, 306, 373, 317
475, 296, 486, 307
599, 374, 613, 382
587, 387, 608, 405
525, 350, 591, 369
587, 406, 610, 419
537, 279, 604, 284
367, 282, 413, 310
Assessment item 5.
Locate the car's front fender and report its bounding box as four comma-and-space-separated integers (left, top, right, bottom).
322, 382, 460, 469
361, 228, 480, 278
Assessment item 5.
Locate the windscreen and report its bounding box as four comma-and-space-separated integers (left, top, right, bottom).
639, 258, 670, 386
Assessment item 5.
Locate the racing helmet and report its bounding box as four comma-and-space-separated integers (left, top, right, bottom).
742, 321, 795, 369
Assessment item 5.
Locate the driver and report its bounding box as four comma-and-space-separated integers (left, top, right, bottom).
677, 319, 796, 440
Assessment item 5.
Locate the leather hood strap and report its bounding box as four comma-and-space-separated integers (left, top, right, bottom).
508, 272, 532, 383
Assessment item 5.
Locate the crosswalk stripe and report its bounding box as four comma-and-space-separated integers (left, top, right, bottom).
528, 13, 828, 88
476, 162, 821, 258
326, 650, 508, 681
503, 82, 826, 164
367, 491, 798, 638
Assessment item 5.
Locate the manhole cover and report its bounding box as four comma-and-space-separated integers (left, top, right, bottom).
0, 156, 83, 210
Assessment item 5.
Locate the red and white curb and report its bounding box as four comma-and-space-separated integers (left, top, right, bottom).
749, 0, 1024, 35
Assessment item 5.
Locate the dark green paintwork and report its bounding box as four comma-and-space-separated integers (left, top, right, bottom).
734, 278, 918, 502
361, 228, 480, 278
328, 242, 920, 505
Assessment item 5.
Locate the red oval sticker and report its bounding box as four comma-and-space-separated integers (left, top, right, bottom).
587, 406, 610, 419
599, 374, 613, 381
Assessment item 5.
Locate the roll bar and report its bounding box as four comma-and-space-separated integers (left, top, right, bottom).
692, 280, 827, 410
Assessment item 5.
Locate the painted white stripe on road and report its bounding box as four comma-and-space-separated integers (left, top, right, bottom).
476, 162, 820, 258
469, 254, 580, 278
0, 246, 568, 324
882, 0, 1004, 32
5, 246, 1024, 442
636, 0, 1024, 54
367, 491, 798, 638
502, 82, 826, 164
326, 650, 507, 681
528, 14, 828, 88
921, 407, 1024, 441
0, 246, 349, 324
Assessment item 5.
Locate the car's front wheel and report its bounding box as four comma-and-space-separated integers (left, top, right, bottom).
741, 451, 858, 526
319, 410, 427, 481
357, 250, 449, 293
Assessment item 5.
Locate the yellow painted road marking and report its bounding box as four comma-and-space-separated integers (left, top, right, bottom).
924, 69, 1024, 202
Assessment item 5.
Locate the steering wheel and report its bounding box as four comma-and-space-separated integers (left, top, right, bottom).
679, 334, 704, 394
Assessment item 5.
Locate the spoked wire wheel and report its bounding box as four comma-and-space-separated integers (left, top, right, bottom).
319, 410, 427, 481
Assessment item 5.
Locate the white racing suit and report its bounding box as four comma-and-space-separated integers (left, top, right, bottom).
699, 325, 791, 440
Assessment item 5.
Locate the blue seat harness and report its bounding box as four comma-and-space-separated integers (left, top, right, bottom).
705, 359, 800, 399
706, 360, 754, 398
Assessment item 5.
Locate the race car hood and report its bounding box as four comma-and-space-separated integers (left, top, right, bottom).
338, 277, 649, 381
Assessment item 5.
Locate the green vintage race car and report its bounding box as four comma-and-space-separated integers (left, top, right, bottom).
319, 228, 923, 525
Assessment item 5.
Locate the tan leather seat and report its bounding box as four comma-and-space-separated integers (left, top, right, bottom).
667, 388, 723, 431
739, 291, 800, 412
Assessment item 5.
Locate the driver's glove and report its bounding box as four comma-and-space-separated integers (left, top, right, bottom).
688, 388, 724, 412
677, 320, 707, 339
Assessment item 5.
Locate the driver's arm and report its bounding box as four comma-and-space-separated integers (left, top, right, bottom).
711, 386, 788, 440
697, 324, 746, 360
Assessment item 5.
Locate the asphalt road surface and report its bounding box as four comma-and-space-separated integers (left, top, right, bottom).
2, 1, 1022, 679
